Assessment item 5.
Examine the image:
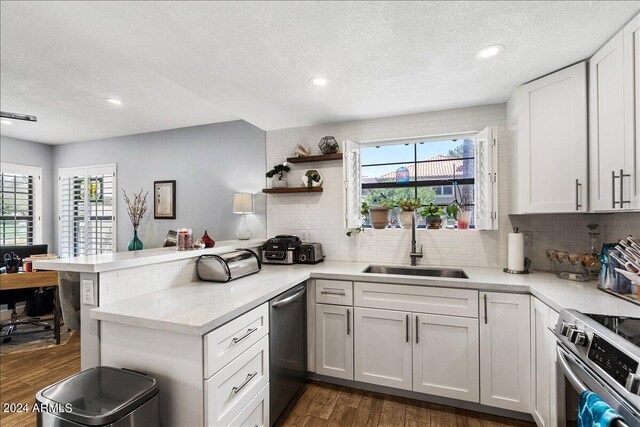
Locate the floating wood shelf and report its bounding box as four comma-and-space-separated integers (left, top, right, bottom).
262, 187, 323, 194
286, 153, 342, 163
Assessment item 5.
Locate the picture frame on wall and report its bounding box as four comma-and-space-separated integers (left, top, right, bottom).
154, 180, 176, 219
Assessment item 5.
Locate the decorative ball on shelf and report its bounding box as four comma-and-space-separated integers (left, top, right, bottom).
318, 136, 340, 155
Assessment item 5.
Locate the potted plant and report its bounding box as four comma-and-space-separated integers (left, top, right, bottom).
122, 188, 148, 251
266, 162, 290, 188
446, 183, 473, 229
420, 203, 445, 229
346, 202, 370, 236
397, 198, 421, 229
369, 199, 394, 229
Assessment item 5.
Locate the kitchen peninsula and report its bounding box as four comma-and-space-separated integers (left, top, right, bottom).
36, 244, 639, 426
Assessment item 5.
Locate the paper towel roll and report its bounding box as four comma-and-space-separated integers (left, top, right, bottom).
508, 232, 525, 271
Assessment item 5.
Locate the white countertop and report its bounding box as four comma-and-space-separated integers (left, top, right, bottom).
91, 261, 640, 335
32, 239, 266, 273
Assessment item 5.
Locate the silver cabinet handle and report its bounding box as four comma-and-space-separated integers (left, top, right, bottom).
621, 169, 631, 207
346, 309, 351, 335
612, 170, 619, 208
483, 294, 488, 325
320, 289, 346, 296
232, 371, 258, 394
575, 179, 582, 211
231, 327, 258, 345
405, 314, 409, 343
415, 315, 419, 344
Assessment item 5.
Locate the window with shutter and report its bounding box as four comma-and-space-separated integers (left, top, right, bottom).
58, 164, 116, 257
344, 129, 498, 231
0, 163, 43, 245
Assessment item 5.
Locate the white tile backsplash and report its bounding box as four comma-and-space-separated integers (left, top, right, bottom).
100, 258, 198, 305
266, 104, 640, 270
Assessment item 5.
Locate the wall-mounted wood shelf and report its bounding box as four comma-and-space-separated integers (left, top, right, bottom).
286, 153, 342, 163
262, 187, 323, 194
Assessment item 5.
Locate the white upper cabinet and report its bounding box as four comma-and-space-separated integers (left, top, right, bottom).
624, 14, 640, 207
509, 62, 588, 213
590, 13, 640, 211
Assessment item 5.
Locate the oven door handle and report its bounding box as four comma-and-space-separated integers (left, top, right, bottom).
557, 346, 588, 394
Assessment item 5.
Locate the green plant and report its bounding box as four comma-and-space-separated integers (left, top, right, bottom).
266, 163, 290, 180
360, 202, 369, 217
397, 198, 421, 212
369, 198, 394, 209
446, 182, 472, 220
420, 203, 444, 218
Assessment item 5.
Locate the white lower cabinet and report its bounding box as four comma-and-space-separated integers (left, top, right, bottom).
354, 307, 412, 390
413, 313, 479, 402
228, 383, 269, 427
315, 303, 353, 380
479, 292, 531, 412
531, 297, 559, 427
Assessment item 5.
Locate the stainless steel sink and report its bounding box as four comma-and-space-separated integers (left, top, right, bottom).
363, 265, 469, 279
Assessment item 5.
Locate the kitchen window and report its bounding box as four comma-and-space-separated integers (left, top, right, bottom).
0, 163, 43, 245
58, 164, 116, 257
344, 127, 498, 230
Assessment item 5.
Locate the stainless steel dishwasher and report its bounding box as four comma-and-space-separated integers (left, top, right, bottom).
269, 282, 307, 426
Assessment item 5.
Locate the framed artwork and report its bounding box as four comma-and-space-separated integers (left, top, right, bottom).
154, 180, 176, 219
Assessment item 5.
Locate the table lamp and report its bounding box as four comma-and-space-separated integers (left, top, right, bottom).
233, 192, 254, 240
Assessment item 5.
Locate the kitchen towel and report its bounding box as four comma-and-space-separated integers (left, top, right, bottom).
507, 231, 525, 271
578, 391, 624, 427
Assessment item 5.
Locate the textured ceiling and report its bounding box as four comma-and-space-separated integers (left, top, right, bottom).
1, 1, 638, 144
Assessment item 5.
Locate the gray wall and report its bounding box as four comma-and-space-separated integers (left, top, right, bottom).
53, 121, 267, 251
1, 135, 56, 248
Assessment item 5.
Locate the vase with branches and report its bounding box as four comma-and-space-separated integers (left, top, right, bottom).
123, 188, 148, 251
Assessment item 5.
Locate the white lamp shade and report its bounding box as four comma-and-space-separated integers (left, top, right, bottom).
233, 192, 254, 214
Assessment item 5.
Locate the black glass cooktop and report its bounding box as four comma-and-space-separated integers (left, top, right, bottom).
585, 314, 640, 348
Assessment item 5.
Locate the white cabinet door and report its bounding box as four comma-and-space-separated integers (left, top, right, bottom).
548, 329, 559, 427
413, 313, 479, 403
354, 307, 412, 390
589, 31, 627, 211
624, 14, 640, 208
315, 304, 353, 380
516, 62, 587, 213
531, 297, 550, 427
480, 292, 531, 412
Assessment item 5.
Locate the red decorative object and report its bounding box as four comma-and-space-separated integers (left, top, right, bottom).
201, 230, 215, 248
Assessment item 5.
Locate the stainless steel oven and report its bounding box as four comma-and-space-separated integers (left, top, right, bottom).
555, 310, 640, 427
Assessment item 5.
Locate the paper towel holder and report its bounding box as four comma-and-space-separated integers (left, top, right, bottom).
503, 257, 531, 274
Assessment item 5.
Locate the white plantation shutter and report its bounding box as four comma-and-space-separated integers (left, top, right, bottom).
343, 140, 362, 229
474, 127, 498, 230
0, 163, 43, 245
58, 164, 116, 258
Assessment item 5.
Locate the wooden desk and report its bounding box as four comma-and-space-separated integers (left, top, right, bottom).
0, 271, 61, 344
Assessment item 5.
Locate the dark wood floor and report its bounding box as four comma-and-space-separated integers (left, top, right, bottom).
0, 333, 81, 427
281, 382, 535, 427
0, 335, 533, 427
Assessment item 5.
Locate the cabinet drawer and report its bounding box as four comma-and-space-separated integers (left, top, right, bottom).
354, 282, 478, 318
205, 303, 269, 378
315, 280, 353, 306
206, 335, 269, 427
228, 383, 269, 427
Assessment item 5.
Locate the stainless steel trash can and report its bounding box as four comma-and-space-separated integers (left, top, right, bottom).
35, 366, 159, 426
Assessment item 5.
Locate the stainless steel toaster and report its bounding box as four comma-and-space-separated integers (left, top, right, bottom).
196, 249, 261, 282
297, 243, 324, 264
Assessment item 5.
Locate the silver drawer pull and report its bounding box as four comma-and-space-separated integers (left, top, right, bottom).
232, 371, 258, 394
231, 328, 258, 345
321, 289, 346, 296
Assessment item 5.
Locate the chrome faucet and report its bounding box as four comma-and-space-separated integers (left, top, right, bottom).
410, 213, 423, 266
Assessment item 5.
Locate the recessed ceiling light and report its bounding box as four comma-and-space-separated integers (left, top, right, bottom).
106, 98, 123, 106
309, 77, 328, 87
475, 44, 504, 60
1, 119, 12, 125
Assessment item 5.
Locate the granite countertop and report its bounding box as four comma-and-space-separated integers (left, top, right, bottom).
32, 239, 267, 273
91, 261, 640, 335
